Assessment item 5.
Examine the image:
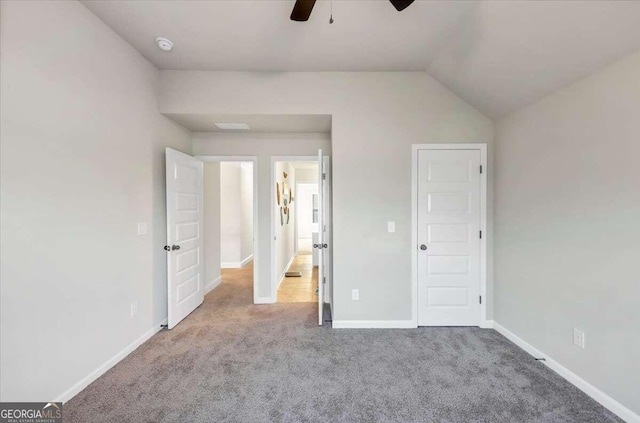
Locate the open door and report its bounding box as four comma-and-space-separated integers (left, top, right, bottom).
165, 148, 204, 329
316, 149, 325, 325
322, 155, 332, 315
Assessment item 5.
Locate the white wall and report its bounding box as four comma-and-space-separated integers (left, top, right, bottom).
0, 0, 191, 401
297, 183, 318, 239
203, 162, 221, 287
161, 72, 494, 322
219, 162, 253, 267
494, 51, 640, 417
275, 162, 297, 282
295, 168, 318, 184
240, 163, 254, 261
220, 162, 242, 264
191, 132, 332, 301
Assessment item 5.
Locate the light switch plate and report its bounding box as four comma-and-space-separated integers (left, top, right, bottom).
137, 222, 148, 236
573, 328, 585, 349
352, 289, 359, 301
387, 221, 396, 233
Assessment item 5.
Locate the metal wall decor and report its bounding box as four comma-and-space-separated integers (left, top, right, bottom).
276, 168, 294, 226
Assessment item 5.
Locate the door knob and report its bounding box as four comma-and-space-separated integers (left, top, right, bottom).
171, 245, 180, 251
420, 244, 427, 251
313, 244, 319, 249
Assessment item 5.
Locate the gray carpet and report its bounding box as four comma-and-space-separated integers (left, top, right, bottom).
65, 270, 622, 422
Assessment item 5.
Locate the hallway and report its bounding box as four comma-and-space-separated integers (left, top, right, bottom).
277, 250, 318, 303
220, 260, 254, 299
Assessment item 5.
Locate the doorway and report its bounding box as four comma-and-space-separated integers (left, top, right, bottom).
274, 161, 319, 304
166, 151, 259, 329
412, 144, 488, 327
200, 156, 259, 305
271, 154, 332, 324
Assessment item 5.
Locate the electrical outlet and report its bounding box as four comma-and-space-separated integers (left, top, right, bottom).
352, 289, 359, 301
573, 328, 585, 349
130, 302, 138, 318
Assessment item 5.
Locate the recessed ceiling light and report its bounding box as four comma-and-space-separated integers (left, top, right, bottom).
155, 37, 174, 52
214, 123, 250, 130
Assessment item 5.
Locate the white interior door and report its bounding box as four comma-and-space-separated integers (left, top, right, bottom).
417, 149, 481, 326
322, 155, 332, 310
316, 149, 325, 325
166, 148, 204, 329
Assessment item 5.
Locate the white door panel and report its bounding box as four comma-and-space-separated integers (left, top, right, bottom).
166, 148, 204, 329
322, 155, 332, 308
418, 149, 480, 326
317, 149, 324, 325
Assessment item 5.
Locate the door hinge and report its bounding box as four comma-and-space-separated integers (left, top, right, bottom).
323, 277, 326, 284
479, 230, 482, 239
322, 173, 326, 180
479, 165, 483, 174
479, 295, 482, 304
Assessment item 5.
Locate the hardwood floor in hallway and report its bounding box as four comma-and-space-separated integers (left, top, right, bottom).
277, 252, 318, 303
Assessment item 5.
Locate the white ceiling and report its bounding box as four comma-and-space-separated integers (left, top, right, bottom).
83, 0, 640, 117
166, 114, 331, 133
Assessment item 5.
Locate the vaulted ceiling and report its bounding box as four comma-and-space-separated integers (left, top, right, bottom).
83, 0, 640, 117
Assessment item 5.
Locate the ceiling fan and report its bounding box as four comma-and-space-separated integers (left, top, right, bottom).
291, 0, 415, 22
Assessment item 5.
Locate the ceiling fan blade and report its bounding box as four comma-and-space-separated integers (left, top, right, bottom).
389, 0, 415, 12
290, 0, 317, 21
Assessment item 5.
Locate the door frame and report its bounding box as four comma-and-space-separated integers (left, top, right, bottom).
411, 144, 489, 328
196, 155, 260, 304
271, 156, 326, 302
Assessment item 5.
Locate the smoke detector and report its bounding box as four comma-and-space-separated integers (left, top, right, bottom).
155, 37, 174, 52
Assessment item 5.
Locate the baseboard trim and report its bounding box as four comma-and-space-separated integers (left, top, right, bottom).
55, 318, 167, 404
254, 296, 275, 304
204, 276, 222, 295
493, 322, 639, 423
221, 255, 254, 269
277, 254, 296, 291
480, 319, 494, 329
332, 320, 417, 329
240, 254, 253, 268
